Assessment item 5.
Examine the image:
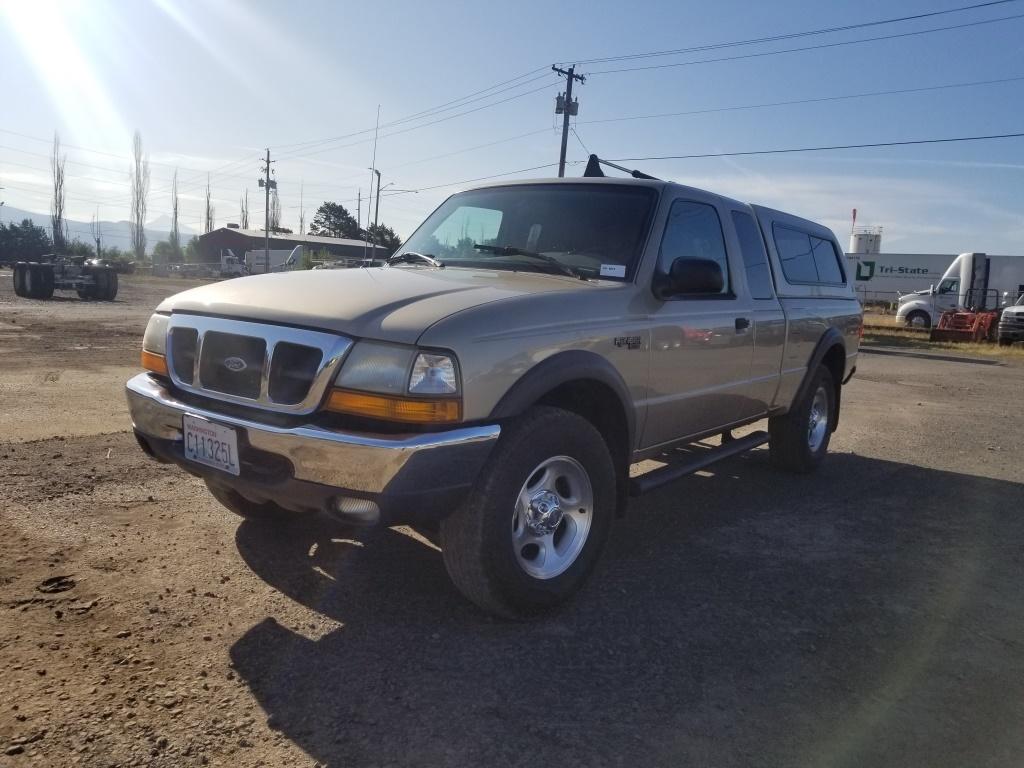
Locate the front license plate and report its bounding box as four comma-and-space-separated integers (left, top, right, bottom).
183, 414, 240, 476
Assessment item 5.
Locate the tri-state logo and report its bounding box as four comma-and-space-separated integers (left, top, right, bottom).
855, 261, 875, 281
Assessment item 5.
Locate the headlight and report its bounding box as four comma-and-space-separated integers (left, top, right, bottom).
327, 343, 461, 423
409, 353, 458, 394
141, 313, 169, 376
142, 313, 169, 355
335, 342, 414, 394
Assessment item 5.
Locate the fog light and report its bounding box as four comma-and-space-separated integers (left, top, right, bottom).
332, 496, 380, 525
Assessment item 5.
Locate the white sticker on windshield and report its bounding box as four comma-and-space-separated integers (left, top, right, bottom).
600, 264, 626, 278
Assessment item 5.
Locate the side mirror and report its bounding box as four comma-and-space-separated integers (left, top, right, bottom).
929, 284, 936, 295
656, 258, 724, 298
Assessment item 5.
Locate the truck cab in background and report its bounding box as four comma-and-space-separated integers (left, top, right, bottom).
896, 252, 1024, 328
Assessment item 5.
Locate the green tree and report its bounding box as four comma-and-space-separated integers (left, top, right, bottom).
65, 238, 95, 258
183, 236, 202, 264
0, 219, 52, 262
365, 223, 402, 252
308, 202, 360, 239
152, 240, 180, 265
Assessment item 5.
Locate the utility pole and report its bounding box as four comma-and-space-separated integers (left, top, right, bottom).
552, 65, 584, 177
258, 149, 275, 273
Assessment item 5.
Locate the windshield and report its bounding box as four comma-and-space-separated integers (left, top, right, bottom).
397, 184, 658, 280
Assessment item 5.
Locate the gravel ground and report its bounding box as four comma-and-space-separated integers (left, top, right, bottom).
1, 271, 1022, 767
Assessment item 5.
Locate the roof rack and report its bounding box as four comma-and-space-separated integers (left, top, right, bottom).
582, 154, 660, 181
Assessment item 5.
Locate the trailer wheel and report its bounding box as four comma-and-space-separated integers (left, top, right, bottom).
101, 269, 118, 300
13, 263, 27, 297
37, 265, 55, 299
24, 263, 43, 299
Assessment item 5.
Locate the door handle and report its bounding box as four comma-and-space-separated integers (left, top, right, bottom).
735, 317, 751, 332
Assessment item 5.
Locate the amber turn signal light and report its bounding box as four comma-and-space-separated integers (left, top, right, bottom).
141, 349, 168, 376
325, 388, 461, 424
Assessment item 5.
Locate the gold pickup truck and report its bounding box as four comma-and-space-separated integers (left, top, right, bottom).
127, 177, 862, 618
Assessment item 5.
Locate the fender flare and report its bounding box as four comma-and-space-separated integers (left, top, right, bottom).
488, 350, 636, 449
792, 326, 846, 430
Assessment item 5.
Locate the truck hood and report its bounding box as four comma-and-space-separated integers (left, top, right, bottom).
156, 266, 594, 344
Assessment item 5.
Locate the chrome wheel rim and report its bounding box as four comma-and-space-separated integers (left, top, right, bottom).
807, 384, 829, 452
512, 455, 593, 580
909, 314, 927, 328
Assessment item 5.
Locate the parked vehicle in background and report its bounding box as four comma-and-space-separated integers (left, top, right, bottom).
896, 252, 1024, 328
220, 252, 248, 278
126, 177, 862, 618
12, 254, 118, 300
998, 293, 1024, 345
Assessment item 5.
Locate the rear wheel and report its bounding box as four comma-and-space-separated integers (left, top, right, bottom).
102, 269, 118, 300
36, 265, 54, 299
440, 406, 615, 619
769, 365, 834, 473
24, 263, 42, 299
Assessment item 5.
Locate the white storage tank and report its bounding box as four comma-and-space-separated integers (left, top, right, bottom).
849, 226, 883, 254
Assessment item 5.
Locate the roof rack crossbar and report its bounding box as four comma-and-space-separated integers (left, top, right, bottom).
583, 154, 659, 180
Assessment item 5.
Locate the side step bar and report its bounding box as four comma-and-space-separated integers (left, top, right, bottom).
629, 430, 769, 496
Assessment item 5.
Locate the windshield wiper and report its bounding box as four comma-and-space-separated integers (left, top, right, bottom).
387, 251, 444, 268
472, 243, 584, 280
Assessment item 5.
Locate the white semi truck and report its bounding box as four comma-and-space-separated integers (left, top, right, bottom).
895, 252, 1024, 328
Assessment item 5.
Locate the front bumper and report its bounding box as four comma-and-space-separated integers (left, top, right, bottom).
125, 373, 500, 524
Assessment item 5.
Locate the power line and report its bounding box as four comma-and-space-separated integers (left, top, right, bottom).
277, 80, 558, 161
270, 67, 551, 153
564, 0, 1021, 66
586, 12, 1024, 75
607, 131, 1024, 162
578, 74, 1024, 126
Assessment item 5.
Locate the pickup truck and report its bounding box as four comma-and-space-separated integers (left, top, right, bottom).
126, 177, 862, 618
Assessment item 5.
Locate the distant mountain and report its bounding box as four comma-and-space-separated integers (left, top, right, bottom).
0, 204, 197, 255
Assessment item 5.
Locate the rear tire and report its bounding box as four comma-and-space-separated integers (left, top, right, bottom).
24, 263, 42, 299
769, 365, 835, 473
102, 269, 118, 300
204, 479, 293, 522
440, 406, 615, 619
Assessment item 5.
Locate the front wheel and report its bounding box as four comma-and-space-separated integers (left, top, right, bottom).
440, 406, 615, 619
905, 310, 930, 329
769, 365, 835, 473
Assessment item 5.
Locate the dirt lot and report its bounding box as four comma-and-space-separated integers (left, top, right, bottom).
1, 271, 1023, 767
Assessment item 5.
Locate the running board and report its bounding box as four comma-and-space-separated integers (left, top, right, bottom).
629, 430, 769, 496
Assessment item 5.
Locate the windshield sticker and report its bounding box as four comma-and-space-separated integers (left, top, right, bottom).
600, 264, 626, 278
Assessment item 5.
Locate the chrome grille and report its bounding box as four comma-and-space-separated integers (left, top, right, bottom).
164, 315, 352, 414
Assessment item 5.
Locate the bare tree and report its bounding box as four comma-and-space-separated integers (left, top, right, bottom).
240, 189, 249, 229
298, 182, 305, 235
170, 169, 181, 260
129, 131, 150, 260
204, 176, 215, 234
50, 132, 68, 252
270, 188, 281, 232
90, 207, 102, 257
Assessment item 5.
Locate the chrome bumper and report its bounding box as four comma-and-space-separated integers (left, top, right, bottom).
125, 373, 500, 496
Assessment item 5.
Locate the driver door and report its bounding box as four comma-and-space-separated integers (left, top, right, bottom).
640, 195, 759, 449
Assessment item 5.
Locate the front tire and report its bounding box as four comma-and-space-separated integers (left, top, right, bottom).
440, 406, 615, 619
905, 310, 930, 329
769, 365, 834, 473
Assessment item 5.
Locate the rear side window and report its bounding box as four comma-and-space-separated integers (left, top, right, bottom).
810, 236, 844, 283
773, 225, 845, 285
773, 226, 818, 283
731, 211, 774, 299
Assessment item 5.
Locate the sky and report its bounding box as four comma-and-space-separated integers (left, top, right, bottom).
0, 0, 1022, 253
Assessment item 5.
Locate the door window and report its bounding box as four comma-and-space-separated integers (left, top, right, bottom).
937, 279, 959, 295
658, 200, 730, 295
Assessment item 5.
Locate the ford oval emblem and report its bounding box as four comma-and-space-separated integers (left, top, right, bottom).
223, 356, 248, 372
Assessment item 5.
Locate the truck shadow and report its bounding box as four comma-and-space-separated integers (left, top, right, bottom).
230, 451, 1024, 767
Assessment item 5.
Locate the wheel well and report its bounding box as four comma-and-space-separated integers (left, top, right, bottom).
821, 344, 845, 429
533, 379, 630, 515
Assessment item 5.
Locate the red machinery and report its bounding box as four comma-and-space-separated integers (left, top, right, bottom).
929, 308, 1001, 342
